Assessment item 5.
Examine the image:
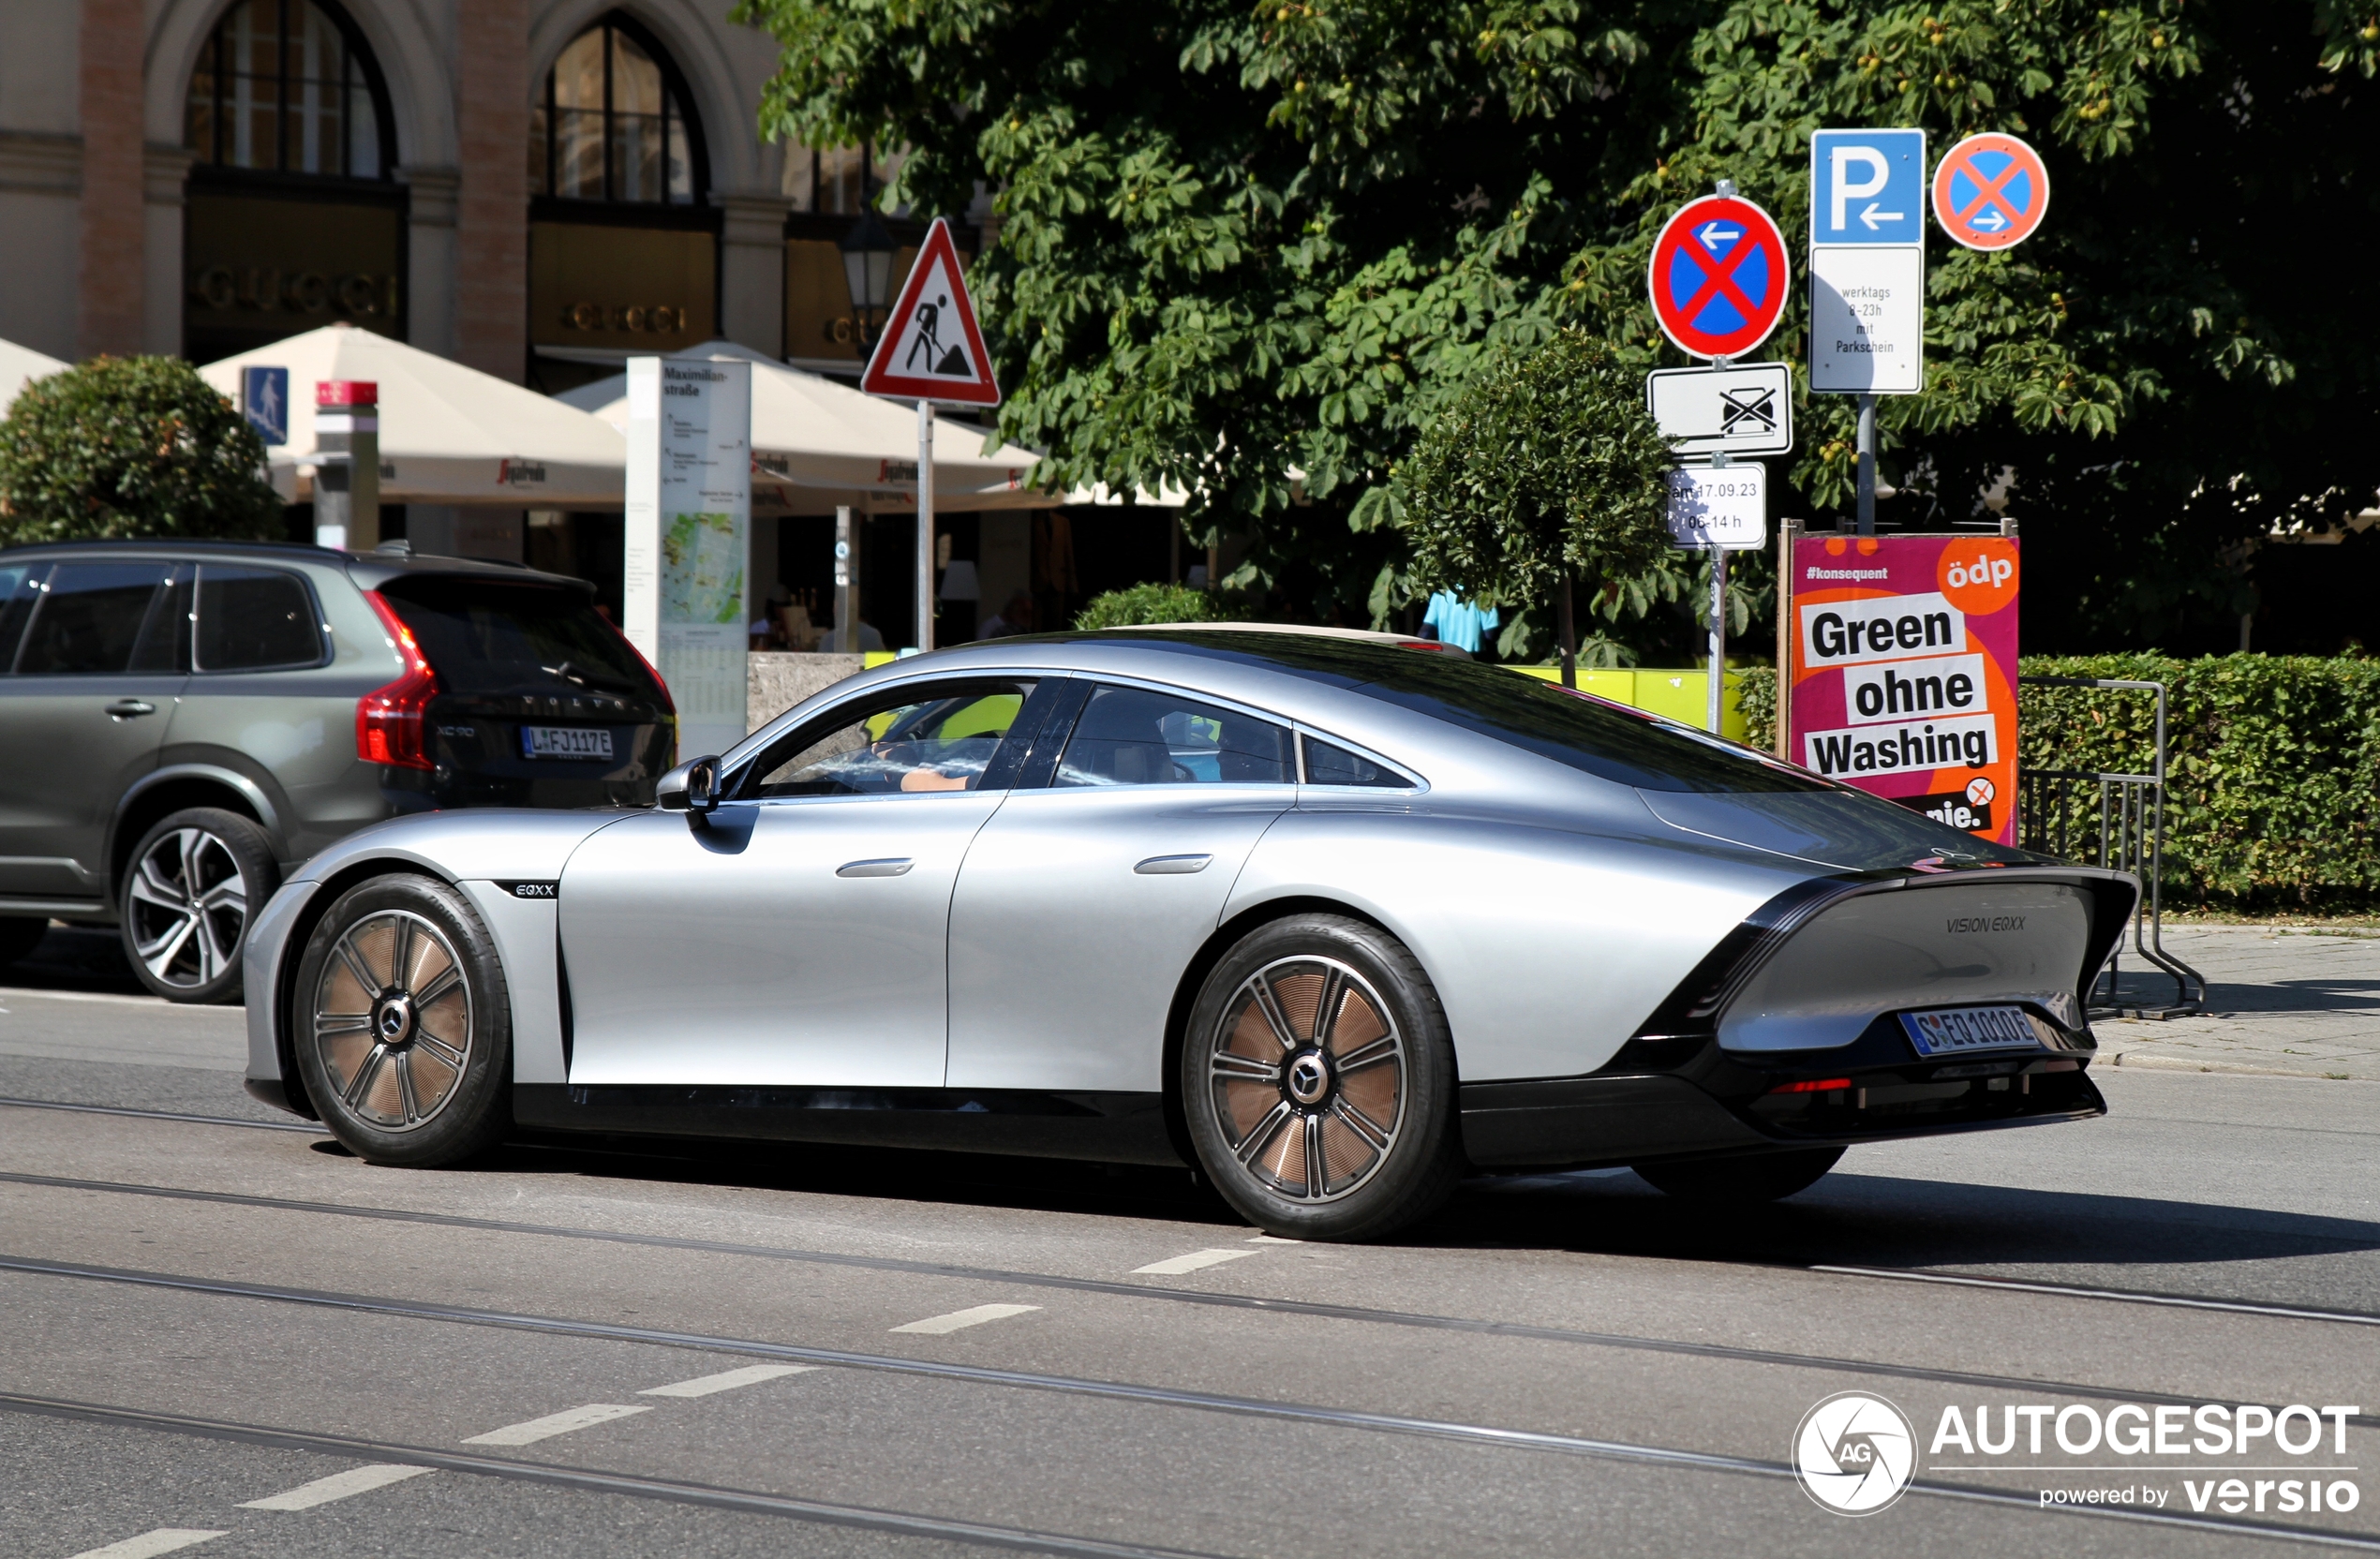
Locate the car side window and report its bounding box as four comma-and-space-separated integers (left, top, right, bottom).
0, 565, 38, 672
11, 562, 171, 676
1054, 685, 1292, 787
741, 679, 1039, 799
1302, 735, 1411, 789
196, 565, 323, 672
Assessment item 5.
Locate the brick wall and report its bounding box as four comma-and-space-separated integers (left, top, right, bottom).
78, 0, 147, 359
454, 0, 528, 381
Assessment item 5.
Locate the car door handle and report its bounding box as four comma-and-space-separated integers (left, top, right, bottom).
1134, 854, 1212, 875
837, 857, 915, 878
105, 699, 156, 719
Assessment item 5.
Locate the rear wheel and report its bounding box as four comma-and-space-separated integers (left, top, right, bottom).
291, 873, 511, 1166
0, 916, 47, 969
1632, 1147, 1843, 1202
1181, 914, 1462, 1241
120, 808, 278, 1003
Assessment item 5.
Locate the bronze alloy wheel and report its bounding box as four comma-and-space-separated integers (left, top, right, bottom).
310, 910, 474, 1132
1208, 956, 1407, 1203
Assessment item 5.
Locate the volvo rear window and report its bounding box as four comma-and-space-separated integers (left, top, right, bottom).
1083, 630, 1824, 794
378, 576, 662, 700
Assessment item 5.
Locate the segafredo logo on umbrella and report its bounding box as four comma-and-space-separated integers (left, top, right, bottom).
1794, 1392, 1917, 1515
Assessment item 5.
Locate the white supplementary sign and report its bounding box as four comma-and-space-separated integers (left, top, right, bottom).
1810, 246, 1925, 394
1645, 362, 1794, 458
1809, 127, 1926, 396
1665, 462, 1767, 551
624, 356, 751, 760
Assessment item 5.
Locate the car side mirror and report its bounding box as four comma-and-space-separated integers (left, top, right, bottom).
657, 755, 721, 818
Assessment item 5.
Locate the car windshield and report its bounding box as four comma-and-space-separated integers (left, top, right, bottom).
379, 576, 662, 700
1081, 631, 1827, 794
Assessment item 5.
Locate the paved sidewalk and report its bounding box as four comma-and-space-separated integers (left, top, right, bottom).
2095, 925, 2380, 1080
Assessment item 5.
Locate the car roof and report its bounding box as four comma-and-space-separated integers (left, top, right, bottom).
0, 538, 589, 591
1104, 622, 1471, 658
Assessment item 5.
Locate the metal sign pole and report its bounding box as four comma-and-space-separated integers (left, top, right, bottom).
915, 399, 935, 651
834, 505, 857, 653
1855, 393, 1878, 536
1775, 517, 1800, 757
1707, 544, 1728, 734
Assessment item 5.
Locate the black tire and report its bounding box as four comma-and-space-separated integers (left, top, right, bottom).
290, 873, 512, 1166
120, 807, 280, 1003
0, 916, 48, 969
1632, 1147, 1843, 1203
1181, 914, 1463, 1241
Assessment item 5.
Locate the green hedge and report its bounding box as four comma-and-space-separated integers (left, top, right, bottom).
1737, 656, 2380, 910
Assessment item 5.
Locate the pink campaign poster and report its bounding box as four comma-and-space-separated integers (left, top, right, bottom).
1786, 533, 2022, 848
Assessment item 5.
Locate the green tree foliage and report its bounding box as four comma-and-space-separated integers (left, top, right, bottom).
1072, 580, 1239, 627
0, 356, 283, 545
736, 0, 2380, 656
1396, 330, 1672, 683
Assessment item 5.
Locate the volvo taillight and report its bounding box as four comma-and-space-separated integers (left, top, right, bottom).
357, 591, 440, 769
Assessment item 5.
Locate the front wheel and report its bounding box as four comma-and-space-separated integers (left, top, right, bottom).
291, 873, 512, 1166
1632, 1147, 1843, 1202
1181, 914, 1462, 1241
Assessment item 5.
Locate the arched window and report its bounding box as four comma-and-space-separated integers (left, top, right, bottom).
185, 0, 393, 179
531, 14, 705, 205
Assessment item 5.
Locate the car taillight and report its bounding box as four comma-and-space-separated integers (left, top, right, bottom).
357, 591, 440, 770
601, 616, 675, 718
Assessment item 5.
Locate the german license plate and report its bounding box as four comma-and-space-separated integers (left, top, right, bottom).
520, 725, 613, 761
1899, 1004, 2040, 1056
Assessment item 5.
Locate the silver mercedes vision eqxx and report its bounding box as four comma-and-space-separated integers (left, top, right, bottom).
241, 630, 2135, 1240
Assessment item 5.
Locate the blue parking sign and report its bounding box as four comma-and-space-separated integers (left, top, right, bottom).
241, 365, 289, 446
1809, 128, 1926, 246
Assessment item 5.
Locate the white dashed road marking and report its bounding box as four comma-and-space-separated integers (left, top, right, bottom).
461, 1403, 650, 1446
889, 1303, 1040, 1334
1246, 1234, 1300, 1244
239, 1463, 434, 1510
639, 1363, 815, 1398
1133, 1248, 1260, 1275
65, 1533, 228, 1559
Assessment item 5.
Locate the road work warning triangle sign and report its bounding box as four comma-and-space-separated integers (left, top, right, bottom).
859, 216, 1001, 407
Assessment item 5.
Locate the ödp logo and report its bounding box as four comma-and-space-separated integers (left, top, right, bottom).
1794, 1392, 1917, 1515
1936, 538, 2020, 616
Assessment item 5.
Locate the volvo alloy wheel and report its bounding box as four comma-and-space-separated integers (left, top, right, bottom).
120, 808, 278, 1004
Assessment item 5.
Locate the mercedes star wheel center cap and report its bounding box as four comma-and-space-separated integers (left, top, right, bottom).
1287, 1050, 1331, 1106
374, 994, 416, 1046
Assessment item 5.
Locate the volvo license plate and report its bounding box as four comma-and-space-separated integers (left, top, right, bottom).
1899, 1004, 2041, 1056
520, 725, 613, 761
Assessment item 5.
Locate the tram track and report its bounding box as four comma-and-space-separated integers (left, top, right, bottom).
0, 1311, 2373, 1553
2, 1162, 2375, 1434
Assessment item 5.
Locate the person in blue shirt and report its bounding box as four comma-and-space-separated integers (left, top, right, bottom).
1421, 589, 1499, 654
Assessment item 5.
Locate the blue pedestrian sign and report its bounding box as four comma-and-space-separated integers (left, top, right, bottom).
241, 366, 289, 447
1809, 128, 1926, 247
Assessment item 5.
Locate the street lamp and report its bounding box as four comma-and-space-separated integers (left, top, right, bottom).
839, 209, 897, 348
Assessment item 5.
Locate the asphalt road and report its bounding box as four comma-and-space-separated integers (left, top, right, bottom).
3, 938, 2377, 1556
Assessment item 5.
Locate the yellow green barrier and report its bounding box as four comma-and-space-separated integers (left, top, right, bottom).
1503, 665, 1750, 742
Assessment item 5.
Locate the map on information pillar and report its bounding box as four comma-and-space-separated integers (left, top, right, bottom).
662, 512, 746, 626
1786, 533, 2021, 847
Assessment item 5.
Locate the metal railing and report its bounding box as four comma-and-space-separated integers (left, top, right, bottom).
2017, 677, 2207, 1018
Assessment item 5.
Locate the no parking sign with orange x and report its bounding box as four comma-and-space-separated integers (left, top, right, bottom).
1931, 132, 2050, 251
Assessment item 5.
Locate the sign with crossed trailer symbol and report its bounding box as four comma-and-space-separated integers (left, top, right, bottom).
1644, 361, 1795, 458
